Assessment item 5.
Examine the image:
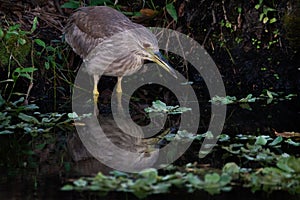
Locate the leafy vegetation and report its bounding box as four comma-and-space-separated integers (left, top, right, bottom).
145, 100, 191, 115
61, 0, 113, 9
0, 16, 72, 111
0, 18, 38, 101
210, 90, 296, 110
62, 165, 233, 198
62, 133, 300, 198
0, 97, 76, 135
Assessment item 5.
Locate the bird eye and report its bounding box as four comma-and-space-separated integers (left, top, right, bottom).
143, 43, 151, 48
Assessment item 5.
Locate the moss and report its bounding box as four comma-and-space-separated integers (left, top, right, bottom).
283, 0, 300, 50
0, 33, 31, 68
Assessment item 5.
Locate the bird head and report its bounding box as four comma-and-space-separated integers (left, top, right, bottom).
132, 28, 178, 79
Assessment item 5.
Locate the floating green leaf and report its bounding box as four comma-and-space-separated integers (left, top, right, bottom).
222, 162, 240, 175
218, 134, 230, 142
285, 139, 300, 146
61, 184, 74, 191
204, 173, 220, 184
186, 173, 202, 186
145, 100, 191, 114
74, 179, 88, 187
254, 136, 268, 146
139, 168, 158, 184
268, 136, 283, 146
239, 103, 252, 110
0, 130, 13, 134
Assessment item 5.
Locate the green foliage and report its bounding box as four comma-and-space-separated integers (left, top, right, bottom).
166, 2, 178, 22
145, 100, 191, 114
34, 38, 66, 70
255, 135, 268, 146
219, 133, 300, 174
61, 0, 80, 8
222, 134, 283, 163
62, 165, 232, 197
63, 155, 300, 197
0, 23, 33, 67
220, 20, 233, 33
34, 36, 72, 109
61, 0, 113, 9
285, 139, 300, 147
1, 16, 71, 106
0, 93, 74, 168
210, 91, 296, 110
0, 94, 82, 135
255, 0, 277, 24
213, 0, 282, 65
0, 17, 42, 100
268, 136, 283, 146
247, 156, 300, 193
12, 67, 37, 82
61, 0, 178, 25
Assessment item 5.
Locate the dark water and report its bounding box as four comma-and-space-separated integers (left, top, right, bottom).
0, 173, 73, 200
1, 173, 300, 200
0, 100, 299, 199
224, 99, 300, 135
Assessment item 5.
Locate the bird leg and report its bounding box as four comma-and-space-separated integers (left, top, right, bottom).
93, 75, 100, 116
116, 77, 123, 110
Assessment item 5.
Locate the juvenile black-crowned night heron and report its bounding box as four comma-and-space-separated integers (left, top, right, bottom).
64, 6, 177, 114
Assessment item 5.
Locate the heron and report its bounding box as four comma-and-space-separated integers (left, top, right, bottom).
64, 6, 177, 114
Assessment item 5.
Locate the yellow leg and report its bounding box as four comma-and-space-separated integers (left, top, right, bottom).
93, 75, 100, 103
93, 75, 100, 116
116, 77, 123, 110
116, 77, 122, 93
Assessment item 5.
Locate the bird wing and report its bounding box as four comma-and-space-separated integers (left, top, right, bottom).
64, 6, 138, 58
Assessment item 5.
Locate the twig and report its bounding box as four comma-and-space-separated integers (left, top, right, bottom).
25, 40, 35, 102
202, 27, 212, 47
54, 0, 64, 16
222, 0, 229, 22
202, 9, 216, 47
174, 31, 188, 79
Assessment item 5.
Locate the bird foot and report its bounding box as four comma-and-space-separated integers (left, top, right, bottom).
94, 104, 99, 116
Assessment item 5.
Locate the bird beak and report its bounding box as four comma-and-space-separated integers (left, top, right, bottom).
153, 52, 178, 79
